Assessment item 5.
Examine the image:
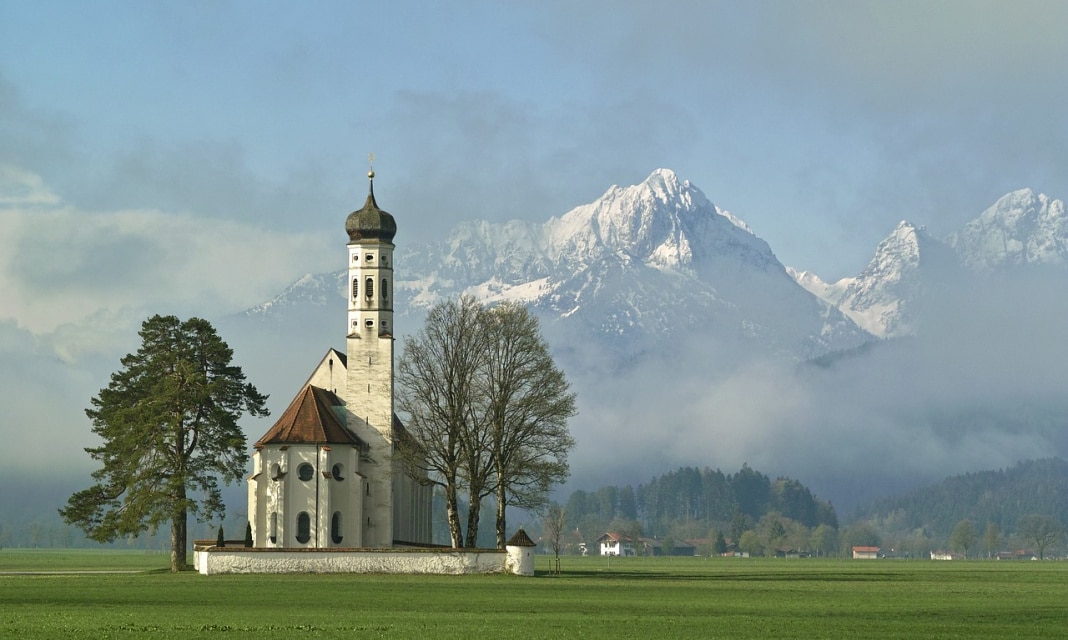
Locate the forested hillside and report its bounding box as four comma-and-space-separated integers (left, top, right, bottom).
562, 465, 838, 555
849, 457, 1068, 556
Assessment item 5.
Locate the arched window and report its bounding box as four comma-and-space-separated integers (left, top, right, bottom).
352, 278, 358, 300
331, 463, 344, 480
269, 512, 278, 544
331, 512, 343, 545
297, 463, 314, 481
296, 512, 311, 544
365, 277, 374, 298
381, 278, 388, 301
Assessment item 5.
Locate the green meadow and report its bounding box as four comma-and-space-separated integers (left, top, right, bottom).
1, 551, 1065, 639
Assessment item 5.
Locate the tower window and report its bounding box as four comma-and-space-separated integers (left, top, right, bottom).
297, 463, 314, 481
296, 512, 311, 544
381, 278, 388, 301
269, 511, 278, 545
331, 463, 344, 480
366, 253, 374, 262
365, 319, 374, 327
352, 278, 358, 299
366, 277, 374, 298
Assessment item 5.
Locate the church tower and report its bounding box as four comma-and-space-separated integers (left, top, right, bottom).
247, 163, 430, 551
343, 166, 397, 547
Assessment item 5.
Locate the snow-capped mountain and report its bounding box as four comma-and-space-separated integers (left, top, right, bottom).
250, 169, 871, 365
401, 169, 869, 360
795, 189, 1068, 339
947, 188, 1068, 271
794, 222, 959, 338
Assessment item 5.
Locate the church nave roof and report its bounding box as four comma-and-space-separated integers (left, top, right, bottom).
255, 384, 364, 448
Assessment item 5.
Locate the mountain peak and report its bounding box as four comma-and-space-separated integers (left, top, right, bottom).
640, 167, 684, 196
827, 221, 955, 338
949, 188, 1067, 271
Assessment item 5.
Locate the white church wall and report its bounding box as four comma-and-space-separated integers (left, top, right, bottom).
306, 351, 347, 398
196, 548, 513, 576
344, 341, 395, 547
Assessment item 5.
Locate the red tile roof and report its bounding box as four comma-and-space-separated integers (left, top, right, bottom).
255, 385, 364, 447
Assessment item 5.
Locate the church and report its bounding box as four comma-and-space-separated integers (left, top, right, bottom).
246, 168, 434, 549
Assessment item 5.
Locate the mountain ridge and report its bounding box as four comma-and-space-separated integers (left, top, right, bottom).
252, 169, 872, 364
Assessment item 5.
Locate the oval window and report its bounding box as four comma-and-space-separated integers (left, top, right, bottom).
296, 512, 311, 544
331, 511, 343, 545
297, 463, 314, 481
331, 463, 344, 480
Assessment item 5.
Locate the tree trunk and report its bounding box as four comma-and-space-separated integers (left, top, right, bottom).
495, 483, 507, 549
464, 485, 481, 548
445, 482, 463, 548
170, 508, 187, 572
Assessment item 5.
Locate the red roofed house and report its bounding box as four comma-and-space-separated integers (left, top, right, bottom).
852, 546, 880, 559
247, 171, 433, 550
597, 532, 639, 556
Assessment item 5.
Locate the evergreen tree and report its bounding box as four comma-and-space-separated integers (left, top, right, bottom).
60, 315, 268, 571
714, 529, 728, 555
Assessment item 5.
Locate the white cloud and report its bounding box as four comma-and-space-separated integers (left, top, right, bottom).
0, 167, 334, 354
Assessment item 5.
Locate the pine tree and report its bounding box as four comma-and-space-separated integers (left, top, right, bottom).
60, 315, 268, 571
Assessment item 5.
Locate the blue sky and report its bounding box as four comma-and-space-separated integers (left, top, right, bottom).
3, 0, 1068, 480
6, 2, 1068, 282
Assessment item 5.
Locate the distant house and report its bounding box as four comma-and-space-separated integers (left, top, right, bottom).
852, 546, 880, 559
774, 548, 805, 559
929, 551, 953, 561
597, 532, 638, 556
640, 537, 696, 557
996, 550, 1035, 561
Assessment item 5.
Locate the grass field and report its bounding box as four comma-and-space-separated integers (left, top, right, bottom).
1, 551, 1065, 639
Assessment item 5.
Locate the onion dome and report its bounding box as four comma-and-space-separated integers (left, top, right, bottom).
345, 169, 397, 243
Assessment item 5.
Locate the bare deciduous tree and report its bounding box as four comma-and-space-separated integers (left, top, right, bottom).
543, 502, 567, 574
398, 297, 576, 549
479, 302, 576, 548
396, 296, 487, 547
1017, 514, 1063, 560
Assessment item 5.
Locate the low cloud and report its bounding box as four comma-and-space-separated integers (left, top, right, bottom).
558, 269, 1068, 512
0, 166, 334, 343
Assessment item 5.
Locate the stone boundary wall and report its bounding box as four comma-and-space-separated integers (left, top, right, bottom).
195, 546, 523, 576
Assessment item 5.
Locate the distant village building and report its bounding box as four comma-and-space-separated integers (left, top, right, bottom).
852, 546, 880, 559
597, 532, 638, 557
246, 169, 433, 550
640, 537, 696, 557
596, 532, 697, 557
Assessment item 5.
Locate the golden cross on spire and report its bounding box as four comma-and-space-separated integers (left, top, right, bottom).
368, 152, 375, 180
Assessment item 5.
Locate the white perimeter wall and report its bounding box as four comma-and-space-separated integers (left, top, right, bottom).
196, 547, 532, 576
